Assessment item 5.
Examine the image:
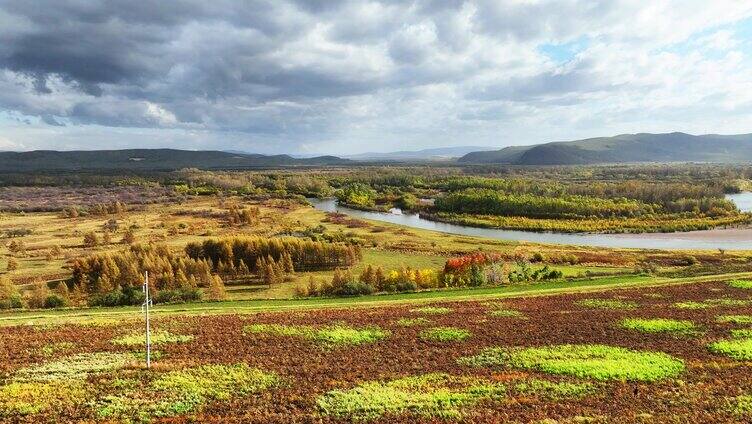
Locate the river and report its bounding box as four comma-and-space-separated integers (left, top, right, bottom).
308, 192, 752, 250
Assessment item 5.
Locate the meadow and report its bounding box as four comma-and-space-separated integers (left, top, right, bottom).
2, 165, 752, 422
2, 280, 752, 422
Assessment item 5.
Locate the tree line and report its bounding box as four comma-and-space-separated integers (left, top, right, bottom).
434, 189, 653, 219
185, 236, 361, 274
71, 243, 225, 306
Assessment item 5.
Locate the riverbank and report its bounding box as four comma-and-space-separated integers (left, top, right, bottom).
420, 210, 752, 234
308, 198, 752, 250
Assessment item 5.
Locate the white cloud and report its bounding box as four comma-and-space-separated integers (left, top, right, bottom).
0, 1, 751, 154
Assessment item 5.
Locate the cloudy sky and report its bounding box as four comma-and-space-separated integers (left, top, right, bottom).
1, 1, 752, 155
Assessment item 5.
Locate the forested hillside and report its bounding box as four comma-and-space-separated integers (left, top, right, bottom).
459, 132, 752, 165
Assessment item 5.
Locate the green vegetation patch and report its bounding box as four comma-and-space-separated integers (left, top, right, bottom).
0, 381, 87, 416
409, 306, 452, 315
395, 317, 431, 327
97, 364, 280, 420
728, 280, 752, 289
15, 352, 132, 382
316, 373, 505, 420
731, 329, 752, 339
113, 330, 194, 346
707, 298, 752, 307
513, 379, 596, 400
576, 299, 638, 310
459, 344, 684, 382
717, 315, 752, 325
673, 301, 712, 310
620, 318, 697, 335
245, 323, 389, 347
675, 298, 752, 309
485, 303, 525, 318
40, 341, 76, 357
488, 308, 525, 318
730, 394, 752, 418
419, 327, 471, 342
708, 338, 752, 360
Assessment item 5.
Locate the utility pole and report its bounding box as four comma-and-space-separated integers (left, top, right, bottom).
142, 271, 152, 369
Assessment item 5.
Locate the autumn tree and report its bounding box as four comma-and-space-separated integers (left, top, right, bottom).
0, 276, 22, 309
122, 229, 136, 245
83, 232, 100, 248
6, 257, 18, 271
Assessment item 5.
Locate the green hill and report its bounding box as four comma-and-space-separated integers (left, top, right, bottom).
458, 132, 752, 165
0, 149, 352, 171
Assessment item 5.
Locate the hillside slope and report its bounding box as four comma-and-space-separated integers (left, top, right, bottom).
0, 149, 352, 171
458, 132, 752, 165
346, 146, 486, 161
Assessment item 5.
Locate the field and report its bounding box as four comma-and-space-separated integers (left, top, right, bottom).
2, 165, 752, 422
0, 190, 672, 299
2, 279, 752, 422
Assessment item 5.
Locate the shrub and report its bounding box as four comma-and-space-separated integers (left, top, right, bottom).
0, 277, 22, 310
153, 288, 202, 304
26, 282, 52, 309
83, 232, 100, 247
6, 257, 18, 271
459, 344, 685, 382
336, 183, 377, 208
121, 229, 136, 244
89, 287, 146, 307
43, 294, 67, 309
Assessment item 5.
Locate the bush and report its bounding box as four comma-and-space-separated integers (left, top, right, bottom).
334, 281, 375, 296
6, 257, 19, 271
0, 277, 22, 309
394, 280, 417, 292
83, 232, 100, 248
153, 288, 202, 304
89, 287, 146, 307
43, 294, 67, 309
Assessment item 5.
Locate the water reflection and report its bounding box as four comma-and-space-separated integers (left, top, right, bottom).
309, 196, 752, 250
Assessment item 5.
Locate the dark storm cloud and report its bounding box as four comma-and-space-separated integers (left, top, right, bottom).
0, 0, 478, 133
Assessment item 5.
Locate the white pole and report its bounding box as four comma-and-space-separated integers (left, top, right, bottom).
143, 270, 152, 369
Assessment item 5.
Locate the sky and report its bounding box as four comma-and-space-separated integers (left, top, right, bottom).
1, 1, 752, 155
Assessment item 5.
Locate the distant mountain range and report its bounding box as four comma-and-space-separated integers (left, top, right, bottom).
0, 149, 351, 172
458, 132, 752, 165
5, 132, 752, 172
345, 146, 486, 161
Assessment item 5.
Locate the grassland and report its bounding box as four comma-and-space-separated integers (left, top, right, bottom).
1, 280, 751, 422
2, 167, 752, 421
